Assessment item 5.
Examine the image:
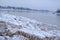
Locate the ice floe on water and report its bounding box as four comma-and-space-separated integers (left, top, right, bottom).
0, 13, 60, 40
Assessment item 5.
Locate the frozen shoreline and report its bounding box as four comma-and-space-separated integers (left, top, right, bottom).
0, 13, 60, 40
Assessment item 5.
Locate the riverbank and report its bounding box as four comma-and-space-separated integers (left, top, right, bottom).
0, 13, 60, 40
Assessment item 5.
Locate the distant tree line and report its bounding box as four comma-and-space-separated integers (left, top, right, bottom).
0, 6, 32, 10
56, 9, 60, 13
0, 6, 50, 12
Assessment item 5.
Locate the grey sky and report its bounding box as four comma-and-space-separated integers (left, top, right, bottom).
0, 0, 60, 11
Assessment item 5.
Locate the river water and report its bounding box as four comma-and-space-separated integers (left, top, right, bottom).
0, 10, 60, 26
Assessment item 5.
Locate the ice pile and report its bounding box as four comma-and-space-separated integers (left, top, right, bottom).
0, 13, 60, 40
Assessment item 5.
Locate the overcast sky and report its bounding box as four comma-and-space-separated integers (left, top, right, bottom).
0, 0, 60, 11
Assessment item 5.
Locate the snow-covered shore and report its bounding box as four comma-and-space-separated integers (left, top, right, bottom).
0, 13, 60, 40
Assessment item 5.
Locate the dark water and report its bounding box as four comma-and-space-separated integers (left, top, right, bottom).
0, 11, 60, 26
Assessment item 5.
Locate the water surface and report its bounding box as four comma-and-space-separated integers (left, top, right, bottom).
0, 11, 60, 26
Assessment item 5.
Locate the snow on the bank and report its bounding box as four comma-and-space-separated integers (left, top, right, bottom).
0, 13, 60, 40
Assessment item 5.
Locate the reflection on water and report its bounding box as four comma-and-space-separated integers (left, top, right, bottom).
0, 11, 60, 26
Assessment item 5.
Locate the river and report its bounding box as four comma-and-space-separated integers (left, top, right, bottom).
0, 10, 60, 26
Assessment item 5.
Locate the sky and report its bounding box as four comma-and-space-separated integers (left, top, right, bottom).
0, 0, 60, 11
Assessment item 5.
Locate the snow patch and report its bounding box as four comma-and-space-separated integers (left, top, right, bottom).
0, 13, 60, 40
